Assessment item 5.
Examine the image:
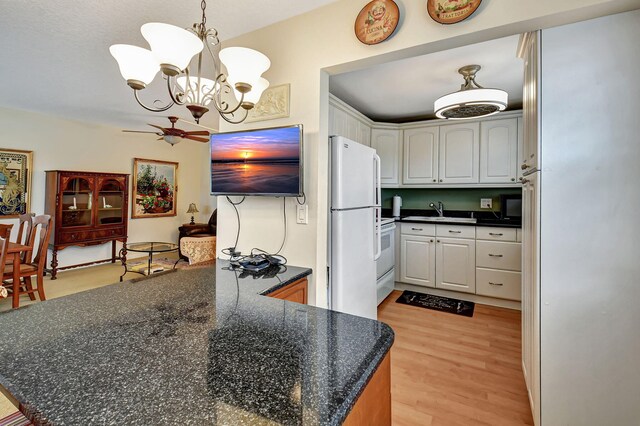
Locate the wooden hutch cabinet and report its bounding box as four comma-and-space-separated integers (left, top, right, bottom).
45, 171, 129, 279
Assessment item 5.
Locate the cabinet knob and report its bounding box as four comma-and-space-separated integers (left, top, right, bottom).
430, 239, 434, 243
439, 179, 443, 182
436, 240, 440, 243
511, 178, 516, 182
432, 179, 436, 182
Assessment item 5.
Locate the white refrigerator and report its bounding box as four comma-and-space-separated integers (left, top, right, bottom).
329, 136, 381, 320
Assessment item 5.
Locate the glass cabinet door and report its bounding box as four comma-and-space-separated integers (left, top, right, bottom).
61, 177, 93, 227
97, 179, 125, 225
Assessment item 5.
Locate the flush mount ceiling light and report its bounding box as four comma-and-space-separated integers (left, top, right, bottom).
109, 0, 270, 124
434, 65, 508, 120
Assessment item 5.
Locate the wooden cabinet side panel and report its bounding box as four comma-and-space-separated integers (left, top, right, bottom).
343, 353, 391, 426
267, 278, 308, 304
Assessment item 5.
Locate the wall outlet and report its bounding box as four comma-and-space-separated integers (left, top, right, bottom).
480, 198, 493, 209
296, 204, 308, 224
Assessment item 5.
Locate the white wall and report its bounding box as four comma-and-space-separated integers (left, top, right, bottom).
215, 0, 639, 307
540, 10, 640, 424
0, 106, 215, 269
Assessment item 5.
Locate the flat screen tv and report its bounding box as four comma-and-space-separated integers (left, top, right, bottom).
210, 124, 303, 196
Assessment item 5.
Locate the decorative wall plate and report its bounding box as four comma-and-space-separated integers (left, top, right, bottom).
426, 0, 482, 25
355, 0, 400, 45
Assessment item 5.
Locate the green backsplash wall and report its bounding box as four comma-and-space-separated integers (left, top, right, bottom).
381, 188, 522, 212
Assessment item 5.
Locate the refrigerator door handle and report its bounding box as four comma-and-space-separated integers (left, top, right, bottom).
373, 153, 382, 261
374, 154, 381, 207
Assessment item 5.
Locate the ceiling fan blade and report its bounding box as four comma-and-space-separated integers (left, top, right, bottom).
122, 130, 160, 134
184, 130, 210, 136
148, 124, 168, 132
157, 137, 165, 141
185, 135, 210, 143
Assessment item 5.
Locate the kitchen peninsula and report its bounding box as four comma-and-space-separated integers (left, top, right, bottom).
0, 261, 393, 425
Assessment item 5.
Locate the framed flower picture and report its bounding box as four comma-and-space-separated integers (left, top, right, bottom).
132, 158, 178, 219
0, 148, 32, 218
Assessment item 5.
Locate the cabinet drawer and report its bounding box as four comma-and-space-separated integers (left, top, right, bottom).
436, 224, 475, 239
59, 231, 91, 244
476, 241, 522, 271
400, 223, 435, 236
476, 268, 522, 301
476, 227, 517, 242
267, 278, 308, 304
93, 228, 125, 239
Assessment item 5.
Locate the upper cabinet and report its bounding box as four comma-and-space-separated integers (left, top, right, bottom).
403, 126, 439, 184
521, 32, 540, 172
329, 93, 521, 188
371, 128, 402, 185
479, 118, 518, 183
329, 95, 372, 146
439, 122, 480, 184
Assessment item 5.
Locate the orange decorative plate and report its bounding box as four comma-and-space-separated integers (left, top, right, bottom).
355, 0, 400, 45
426, 0, 482, 25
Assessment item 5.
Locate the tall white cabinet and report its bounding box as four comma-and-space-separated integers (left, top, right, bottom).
521, 11, 640, 425
402, 126, 439, 184
480, 118, 518, 183
371, 128, 402, 185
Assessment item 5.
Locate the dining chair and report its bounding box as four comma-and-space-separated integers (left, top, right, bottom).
3, 215, 52, 304
0, 224, 13, 299
11, 213, 35, 263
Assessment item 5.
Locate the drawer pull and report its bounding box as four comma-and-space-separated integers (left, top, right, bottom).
411, 227, 423, 231
489, 282, 504, 286
430, 239, 434, 243
489, 232, 503, 236
488, 254, 503, 257
448, 230, 461, 233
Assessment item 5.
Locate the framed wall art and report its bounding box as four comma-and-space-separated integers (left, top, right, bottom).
246, 83, 291, 123
0, 148, 32, 218
355, 0, 400, 45
426, 0, 482, 25
132, 158, 178, 218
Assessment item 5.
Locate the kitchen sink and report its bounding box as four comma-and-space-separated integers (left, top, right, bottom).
403, 216, 477, 224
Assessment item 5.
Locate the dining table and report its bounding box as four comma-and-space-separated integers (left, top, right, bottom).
6, 242, 33, 309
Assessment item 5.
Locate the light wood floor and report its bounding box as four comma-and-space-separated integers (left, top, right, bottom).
378, 290, 533, 426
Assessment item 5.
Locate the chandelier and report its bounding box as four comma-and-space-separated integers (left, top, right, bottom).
434, 65, 507, 120
109, 0, 270, 124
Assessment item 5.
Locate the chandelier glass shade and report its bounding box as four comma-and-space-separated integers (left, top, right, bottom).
109, 1, 270, 124
434, 65, 508, 120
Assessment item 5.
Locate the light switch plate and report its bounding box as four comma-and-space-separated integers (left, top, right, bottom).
480, 198, 493, 209
296, 204, 308, 224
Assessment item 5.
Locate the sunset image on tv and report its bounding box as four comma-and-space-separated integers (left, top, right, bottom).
210, 126, 301, 195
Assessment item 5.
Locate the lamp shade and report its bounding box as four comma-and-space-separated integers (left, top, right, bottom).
109, 44, 159, 87
186, 203, 199, 214
434, 88, 508, 119
235, 77, 269, 105
163, 135, 180, 146
219, 47, 270, 89
141, 23, 203, 73
176, 76, 218, 106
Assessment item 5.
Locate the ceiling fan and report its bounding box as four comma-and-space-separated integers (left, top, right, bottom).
122, 116, 210, 146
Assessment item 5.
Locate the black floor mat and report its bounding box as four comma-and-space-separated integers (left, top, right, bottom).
396, 290, 475, 317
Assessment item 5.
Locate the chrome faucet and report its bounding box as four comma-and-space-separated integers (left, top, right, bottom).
429, 201, 444, 217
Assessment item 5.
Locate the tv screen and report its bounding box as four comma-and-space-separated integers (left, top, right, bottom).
210, 125, 303, 196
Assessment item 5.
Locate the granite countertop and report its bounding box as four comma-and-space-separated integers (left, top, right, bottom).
0, 261, 394, 425
383, 209, 521, 228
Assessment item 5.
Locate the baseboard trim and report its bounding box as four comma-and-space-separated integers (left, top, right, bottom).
394, 282, 521, 310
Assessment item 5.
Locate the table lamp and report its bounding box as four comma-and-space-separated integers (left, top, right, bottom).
186, 203, 199, 225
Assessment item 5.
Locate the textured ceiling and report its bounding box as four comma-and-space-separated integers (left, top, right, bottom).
0, 0, 338, 130
329, 35, 524, 122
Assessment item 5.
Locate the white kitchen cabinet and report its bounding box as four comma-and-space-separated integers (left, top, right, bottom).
521, 170, 540, 422
330, 105, 347, 138
438, 122, 479, 184
400, 234, 436, 288
358, 121, 371, 146
521, 31, 540, 173
402, 126, 439, 184
435, 237, 476, 293
371, 128, 402, 186
480, 118, 518, 183
345, 114, 359, 142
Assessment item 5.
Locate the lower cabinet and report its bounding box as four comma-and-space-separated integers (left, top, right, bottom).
435, 237, 476, 293
400, 234, 436, 287
399, 224, 522, 302
267, 278, 308, 304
